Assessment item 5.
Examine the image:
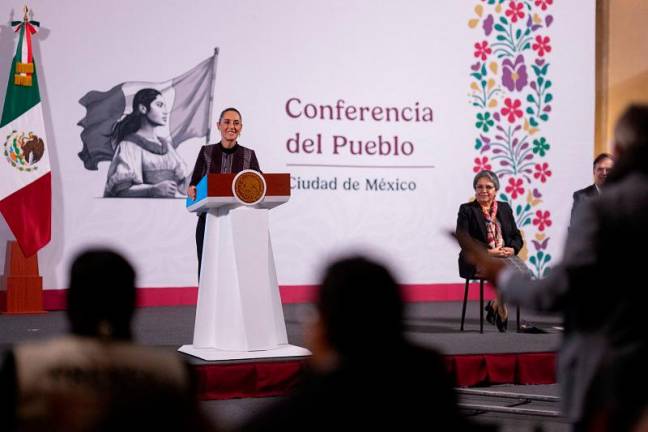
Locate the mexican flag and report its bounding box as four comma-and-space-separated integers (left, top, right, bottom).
0, 17, 51, 257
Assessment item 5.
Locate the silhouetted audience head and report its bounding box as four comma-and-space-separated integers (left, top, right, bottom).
66, 249, 136, 340
316, 256, 404, 359
608, 104, 648, 184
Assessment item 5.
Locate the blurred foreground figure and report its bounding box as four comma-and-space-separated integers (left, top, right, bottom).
0, 249, 213, 432
455, 105, 648, 431
242, 256, 489, 431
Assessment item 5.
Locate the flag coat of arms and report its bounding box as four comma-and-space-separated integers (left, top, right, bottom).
0, 15, 51, 257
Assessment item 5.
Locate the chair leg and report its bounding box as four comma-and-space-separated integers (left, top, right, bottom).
516, 305, 521, 332
479, 279, 484, 334
460, 279, 469, 331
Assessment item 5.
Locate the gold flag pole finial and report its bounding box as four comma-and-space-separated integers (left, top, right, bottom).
23, 5, 29, 22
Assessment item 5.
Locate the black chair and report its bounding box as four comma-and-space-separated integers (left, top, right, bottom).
460, 278, 485, 333
460, 277, 521, 333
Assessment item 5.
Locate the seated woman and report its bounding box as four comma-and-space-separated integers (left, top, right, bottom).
104, 88, 190, 197
456, 170, 523, 332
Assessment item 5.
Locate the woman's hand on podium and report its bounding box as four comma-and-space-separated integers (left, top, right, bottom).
187, 185, 197, 200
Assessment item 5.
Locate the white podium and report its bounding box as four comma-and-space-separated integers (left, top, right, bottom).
179, 171, 311, 361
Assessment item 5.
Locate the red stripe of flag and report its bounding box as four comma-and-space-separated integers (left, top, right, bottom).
0, 173, 51, 257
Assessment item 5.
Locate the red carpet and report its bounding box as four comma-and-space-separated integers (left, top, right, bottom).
194, 351, 556, 400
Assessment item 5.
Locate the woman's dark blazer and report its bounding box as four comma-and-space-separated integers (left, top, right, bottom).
456, 200, 523, 278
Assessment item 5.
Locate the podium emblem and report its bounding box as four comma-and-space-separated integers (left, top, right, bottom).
233, 170, 267, 205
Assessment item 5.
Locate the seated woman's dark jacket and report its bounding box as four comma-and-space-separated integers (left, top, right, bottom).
456, 200, 523, 278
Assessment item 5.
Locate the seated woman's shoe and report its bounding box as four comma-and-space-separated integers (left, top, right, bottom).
484, 301, 496, 325
495, 313, 508, 333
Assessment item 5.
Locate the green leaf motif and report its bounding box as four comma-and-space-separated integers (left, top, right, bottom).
529, 117, 538, 127
540, 114, 549, 122
544, 93, 553, 103
494, 23, 506, 32
527, 94, 536, 103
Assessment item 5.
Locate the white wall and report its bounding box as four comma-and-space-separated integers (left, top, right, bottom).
0, 0, 595, 288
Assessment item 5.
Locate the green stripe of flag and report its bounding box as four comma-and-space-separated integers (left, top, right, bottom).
0, 24, 41, 128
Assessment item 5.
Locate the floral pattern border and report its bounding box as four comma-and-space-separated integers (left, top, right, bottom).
468, 0, 555, 277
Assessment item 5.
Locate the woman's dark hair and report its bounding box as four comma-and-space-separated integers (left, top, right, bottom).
66, 249, 136, 340
473, 170, 500, 191
607, 105, 648, 184
317, 256, 404, 359
218, 107, 242, 122
110, 88, 161, 145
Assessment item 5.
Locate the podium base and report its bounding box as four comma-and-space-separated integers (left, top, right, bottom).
178, 344, 311, 361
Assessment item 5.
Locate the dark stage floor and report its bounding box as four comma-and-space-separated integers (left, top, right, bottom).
0, 302, 566, 432
0, 301, 562, 357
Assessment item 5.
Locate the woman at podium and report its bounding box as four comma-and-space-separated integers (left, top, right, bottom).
187, 107, 261, 274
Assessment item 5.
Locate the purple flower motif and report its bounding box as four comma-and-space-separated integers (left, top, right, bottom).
493, 112, 501, 122
532, 188, 542, 198
471, 62, 481, 71
535, 59, 545, 66
528, 14, 542, 31
532, 238, 549, 251
483, 14, 494, 36
502, 55, 528, 92
546, 15, 554, 27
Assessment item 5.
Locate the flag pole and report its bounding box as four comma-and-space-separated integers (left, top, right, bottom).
1, 4, 47, 315
205, 47, 219, 144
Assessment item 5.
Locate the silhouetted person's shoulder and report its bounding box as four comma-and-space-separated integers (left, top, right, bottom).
242, 343, 481, 432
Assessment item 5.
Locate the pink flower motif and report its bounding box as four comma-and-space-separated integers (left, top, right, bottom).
505, 1, 525, 23
474, 41, 492, 61
534, 0, 553, 11
532, 210, 552, 231
501, 98, 523, 123
505, 177, 525, 199
473, 156, 492, 173
533, 162, 552, 183
532, 35, 552, 57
